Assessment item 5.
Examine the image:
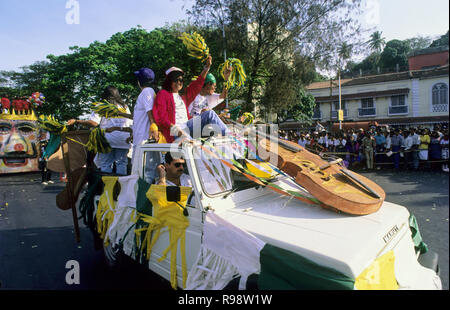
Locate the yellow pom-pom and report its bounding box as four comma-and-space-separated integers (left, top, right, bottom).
91, 101, 121, 118
219, 58, 247, 89
179, 32, 210, 62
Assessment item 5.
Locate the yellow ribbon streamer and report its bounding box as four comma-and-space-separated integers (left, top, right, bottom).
96, 176, 119, 246
133, 185, 192, 289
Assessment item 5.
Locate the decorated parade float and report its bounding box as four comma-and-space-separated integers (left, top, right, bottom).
80, 129, 441, 290
0, 93, 45, 174
39, 32, 442, 290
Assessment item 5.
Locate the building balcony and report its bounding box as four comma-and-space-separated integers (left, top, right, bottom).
388, 105, 409, 115
358, 108, 376, 117
432, 103, 448, 113
331, 109, 348, 119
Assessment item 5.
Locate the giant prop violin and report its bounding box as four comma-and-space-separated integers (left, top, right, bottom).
226, 119, 386, 215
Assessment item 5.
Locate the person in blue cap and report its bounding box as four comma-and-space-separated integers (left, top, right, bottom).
119, 68, 158, 157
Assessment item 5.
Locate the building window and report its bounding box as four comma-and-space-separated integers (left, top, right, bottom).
312, 104, 321, 119
432, 83, 448, 112
358, 98, 376, 117
389, 95, 408, 115
331, 101, 347, 119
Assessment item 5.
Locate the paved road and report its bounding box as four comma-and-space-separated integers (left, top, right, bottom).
356, 168, 449, 290
0, 173, 170, 290
0, 169, 448, 290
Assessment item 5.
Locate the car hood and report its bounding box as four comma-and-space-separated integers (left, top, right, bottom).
216, 187, 410, 278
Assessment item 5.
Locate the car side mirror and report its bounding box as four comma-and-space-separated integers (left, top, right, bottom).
166, 186, 181, 202
166, 186, 189, 216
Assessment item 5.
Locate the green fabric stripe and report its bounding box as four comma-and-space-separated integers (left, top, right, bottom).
409, 214, 428, 254
136, 178, 152, 216
258, 244, 355, 290
134, 178, 154, 263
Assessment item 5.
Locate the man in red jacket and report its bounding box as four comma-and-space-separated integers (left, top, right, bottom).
152, 56, 229, 143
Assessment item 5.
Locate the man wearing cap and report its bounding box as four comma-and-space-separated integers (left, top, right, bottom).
152, 56, 229, 142
130, 68, 157, 155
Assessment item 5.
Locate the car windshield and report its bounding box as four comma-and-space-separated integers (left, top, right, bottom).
193, 142, 234, 196
193, 139, 259, 196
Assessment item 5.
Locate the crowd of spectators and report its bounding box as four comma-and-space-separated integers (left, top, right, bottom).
278, 123, 449, 172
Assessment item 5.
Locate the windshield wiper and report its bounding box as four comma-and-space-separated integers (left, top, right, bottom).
223, 184, 260, 199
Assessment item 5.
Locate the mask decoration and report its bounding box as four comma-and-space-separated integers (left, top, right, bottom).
0, 94, 45, 174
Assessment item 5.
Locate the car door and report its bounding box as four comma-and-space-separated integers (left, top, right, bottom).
140, 147, 203, 287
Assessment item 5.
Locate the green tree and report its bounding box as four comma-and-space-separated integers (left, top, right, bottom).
429, 30, 449, 48
260, 59, 316, 124
2, 25, 220, 120
379, 39, 411, 69
349, 34, 436, 75
404, 36, 433, 51
188, 0, 364, 113
275, 88, 316, 124
367, 31, 386, 53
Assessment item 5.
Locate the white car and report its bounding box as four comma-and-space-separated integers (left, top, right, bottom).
90, 136, 441, 290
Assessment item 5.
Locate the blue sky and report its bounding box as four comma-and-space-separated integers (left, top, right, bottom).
0, 0, 448, 71
0, 0, 194, 71
377, 0, 449, 41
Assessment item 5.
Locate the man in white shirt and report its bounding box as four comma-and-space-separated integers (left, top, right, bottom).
409, 128, 420, 170
89, 107, 132, 175
156, 152, 192, 187
298, 134, 308, 147
318, 132, 328, 149
131, 68, 157, 156
403, 131, 413, 169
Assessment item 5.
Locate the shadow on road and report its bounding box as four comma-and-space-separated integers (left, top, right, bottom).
0, 226, 171, 290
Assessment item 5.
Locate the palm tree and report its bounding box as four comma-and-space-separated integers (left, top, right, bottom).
338, 42, 353, 67
368, 31, 386, 53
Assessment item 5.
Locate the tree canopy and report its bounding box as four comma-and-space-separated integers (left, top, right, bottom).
1, 25, 217, 120
1, 1, 368, 124
429, 30, 449, 48
187, 0, 364, 116
347, 30, 448, 76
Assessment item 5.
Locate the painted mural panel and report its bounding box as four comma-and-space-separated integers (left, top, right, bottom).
0, 94, 46, 174
0, 114, 43, 174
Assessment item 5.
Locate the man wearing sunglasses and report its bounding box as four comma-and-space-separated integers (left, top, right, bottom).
156, 152, 192, 187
